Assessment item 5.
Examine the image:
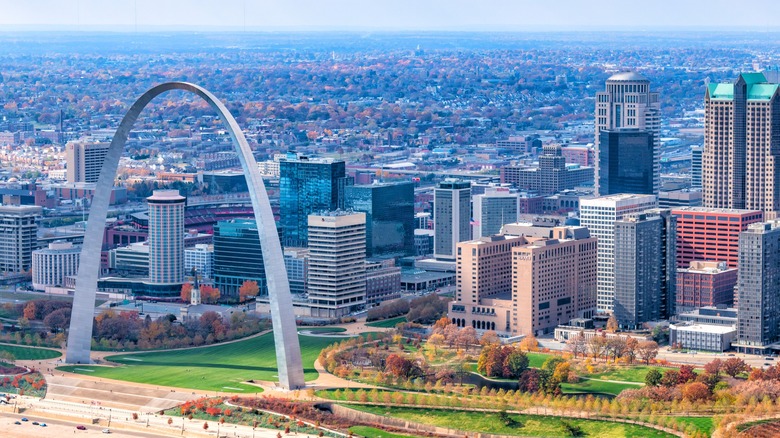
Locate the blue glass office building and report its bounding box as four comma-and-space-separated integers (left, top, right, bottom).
280, 156, 347, 247
345, 181, 415, 258
213, 219, 267, 299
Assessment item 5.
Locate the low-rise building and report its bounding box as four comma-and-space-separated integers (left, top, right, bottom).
365, 259, 401, 306
669, 322, 737, 352
676, 261, 737, 311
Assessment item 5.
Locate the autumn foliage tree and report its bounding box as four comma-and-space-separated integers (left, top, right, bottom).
239, 280, 260, 303
723, 357, 750, 378
200, 285, 221, 304
181, 283, 193, 302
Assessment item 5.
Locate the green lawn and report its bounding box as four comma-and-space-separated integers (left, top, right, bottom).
56, 332, 338, 392
674, 416, 714, 435
366, 317, 407, 328
588, 365, 663, 383
298, 327, 348, 333
561, 379, 638, 396
349, 406, 674, 438
0, 343, 61, 360
349, 426, 419, 438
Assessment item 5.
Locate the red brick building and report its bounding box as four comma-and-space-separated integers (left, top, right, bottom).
672, 207, 763, 268
676, 261, 738, 310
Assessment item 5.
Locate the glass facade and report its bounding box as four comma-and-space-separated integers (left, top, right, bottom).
213, 219, 267, 299
344, 181, 415, 258
598, 129, 655, 196
279, 156, 346, 247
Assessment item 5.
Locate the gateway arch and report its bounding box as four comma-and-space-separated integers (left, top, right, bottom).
65, 82, 305, 390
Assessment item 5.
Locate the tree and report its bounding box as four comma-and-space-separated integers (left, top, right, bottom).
587, 335, 607, 360
503, 350, 529, 379
605, 337, 627, 361
518, 334, 539, 352
442, 323, 460, 348
23, 301, 36, 320
678, 365, 697, 384
704, 358, 723, 376
682, 381, 711, 401
645, 369, 662, 386
518, 368, 542, 393
43, 307, 71, 332
238, 280, 259, 303
428, 333, 445, 353
480, 330, 501, 346
637, 340, 659, 364
723, 357, 750, 378
566, 332, 587, 358
432, 317, 450, 334
181, 283, 193, 302
203, 422, 209, 431
606, 315, 619, 333
456, 326, 479, 351
200, 285, 221, 304
477, 343, 506, 378
660, 370, 680, 387
624, 337, 639, 364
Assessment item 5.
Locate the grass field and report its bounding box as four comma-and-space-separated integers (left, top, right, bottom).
298, 327, 348, 333
561, 379, 638, 396
0, 343, 61, 360
348, 426, 420, 438
365, 317, 407, 328
349, 406, 675, 438
674, 416, 714, 435
588, 365, 661, 383
57, 332, 339, 392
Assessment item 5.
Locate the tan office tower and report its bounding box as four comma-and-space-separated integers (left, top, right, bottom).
448, 226, 597, 337
65, 141, 110, 183
594, 72, 661, 195
307, 211, 366, 318
513, 227, 597, 336
704, 73, 780, 218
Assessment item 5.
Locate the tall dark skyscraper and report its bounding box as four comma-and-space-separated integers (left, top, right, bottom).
598, 129, 655, 196
213, 219, 267, 299
595, 72, 660, 195
344, 181, 415, 258
279, 155, 347, 247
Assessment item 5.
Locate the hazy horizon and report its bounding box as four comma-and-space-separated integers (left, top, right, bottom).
1, 0, 778, 32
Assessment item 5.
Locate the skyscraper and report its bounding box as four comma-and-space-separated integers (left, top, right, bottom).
614, 213, 662, 328
213, 219, 266, 298
147, 190, 185, 285
736, 220, 780, 354
580, 194, 657, 312
279, 155, 347, 247
65, 141, 110, 183
472, 187, 519, 238
307, 211, 366, 318
595, 72, 661, 195
690, 146, 702, 190
0, 205, 41, 275
434, 180, 471, 261
704, 73, 780, 217
597, 129, 655, 196
344, 181, 414, 258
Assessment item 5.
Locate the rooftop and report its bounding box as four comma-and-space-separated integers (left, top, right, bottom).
607, 71, 650, 82
671, 207, 763, 215
707, 72, 780, 101
670, 323, 736, 334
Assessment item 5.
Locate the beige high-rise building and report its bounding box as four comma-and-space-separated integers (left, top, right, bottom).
307, 211, 366, 318
704, 72, 780, 218
448, 225, 597, 337
65, 141, 110, 183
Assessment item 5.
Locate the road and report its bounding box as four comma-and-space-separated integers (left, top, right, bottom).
537, 336, 774, 368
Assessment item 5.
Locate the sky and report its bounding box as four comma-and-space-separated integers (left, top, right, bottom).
0, 0, 778, 32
